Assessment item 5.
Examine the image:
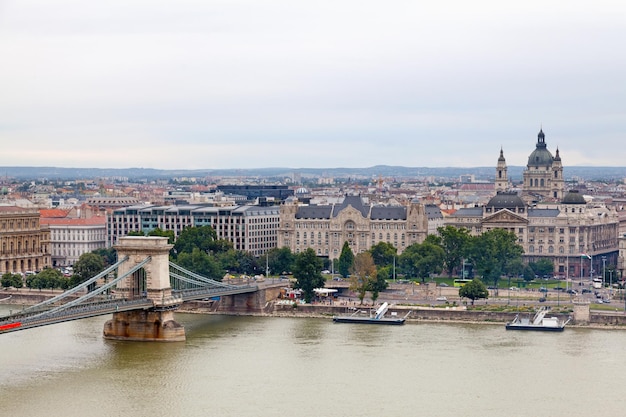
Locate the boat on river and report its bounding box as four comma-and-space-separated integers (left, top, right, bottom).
333, 302, 409, 325
505, 307, 570, 331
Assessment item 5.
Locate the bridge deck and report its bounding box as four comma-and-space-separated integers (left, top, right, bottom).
1, 284, 258, 335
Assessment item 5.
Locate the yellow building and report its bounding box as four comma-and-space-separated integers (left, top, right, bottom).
278, 195, 428, 259
0, 206, 51, 275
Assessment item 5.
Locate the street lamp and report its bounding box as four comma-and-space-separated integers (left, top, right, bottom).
602, 256, 607, 294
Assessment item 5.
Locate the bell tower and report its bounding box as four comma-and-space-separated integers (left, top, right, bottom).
495, 147, 508, 192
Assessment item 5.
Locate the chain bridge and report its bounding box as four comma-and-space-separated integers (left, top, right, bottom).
0, 237, 263, 341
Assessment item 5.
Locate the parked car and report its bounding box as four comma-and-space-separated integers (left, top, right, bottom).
436, 296, 447, 302
539, 297, 547, 302
438, 283, 449, 287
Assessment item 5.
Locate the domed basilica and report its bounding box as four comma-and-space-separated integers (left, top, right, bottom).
448, 129, 619, 279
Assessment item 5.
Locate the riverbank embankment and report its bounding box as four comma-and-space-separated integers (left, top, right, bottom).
4, 289, 626, 329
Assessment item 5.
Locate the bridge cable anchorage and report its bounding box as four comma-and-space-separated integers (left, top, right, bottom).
22, 256, 130, 314
26, 256, 153, 321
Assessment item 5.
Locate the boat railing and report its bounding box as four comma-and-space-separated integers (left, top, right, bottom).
532, 307, 549, 325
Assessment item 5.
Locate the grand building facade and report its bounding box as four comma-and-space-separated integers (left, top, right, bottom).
446, 191, 619, 278
0, 206, 51, 274
277, 195, 428, 259
447, 129, 619, 278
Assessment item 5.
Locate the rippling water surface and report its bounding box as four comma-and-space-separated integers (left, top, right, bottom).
2, 305, 626, 417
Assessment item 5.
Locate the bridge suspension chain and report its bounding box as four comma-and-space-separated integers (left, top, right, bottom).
22, 256, 130, 314
27, 256, 152, 320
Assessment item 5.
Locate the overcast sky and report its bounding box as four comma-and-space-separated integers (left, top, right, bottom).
1, 1, 625, 170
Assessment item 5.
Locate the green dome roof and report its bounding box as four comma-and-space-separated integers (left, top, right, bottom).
562, 190, 586, 204
527, 129, 554, 167
487, 191, 525, 209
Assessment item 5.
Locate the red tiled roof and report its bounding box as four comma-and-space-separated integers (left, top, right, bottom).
440, 209, 457, 216
39, 208, 70, 218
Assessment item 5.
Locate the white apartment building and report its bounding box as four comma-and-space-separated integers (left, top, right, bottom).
40, 216, 107, 267
107, 204, 280, 257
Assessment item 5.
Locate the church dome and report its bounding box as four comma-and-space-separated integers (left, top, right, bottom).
562, 189, 586, 204
527, 129, 554, 167
487, 191, 525, 209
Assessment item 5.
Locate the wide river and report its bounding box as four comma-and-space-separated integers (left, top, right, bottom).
1, 304, 626, 417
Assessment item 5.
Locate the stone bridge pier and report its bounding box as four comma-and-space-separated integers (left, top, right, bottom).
103, 237, 186, 342
218, 285, 283, 314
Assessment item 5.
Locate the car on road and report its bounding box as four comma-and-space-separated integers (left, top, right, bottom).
539, 297, 547, 302
436, 296, 447, 301
438, 283, 449, 287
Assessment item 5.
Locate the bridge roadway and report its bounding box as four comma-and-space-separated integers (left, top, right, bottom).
0, 283, 258, 335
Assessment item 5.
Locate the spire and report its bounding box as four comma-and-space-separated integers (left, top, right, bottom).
498, 147, 505, 162
555, 147, 561, 161
537, 128, 546, 148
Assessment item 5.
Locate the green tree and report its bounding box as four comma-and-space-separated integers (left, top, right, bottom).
208, 239, 234, 254
529, 258, 555, 278
459, 278, 489, 305
173, 225, 218, 259
71, 252, 105, 289
368, 242, 397, 268
437, 226, 472, 276
398, 241, 445, 283
92, 248, 118, 267
369, 271, 388, 304
523, 265, 535, 282
349, 252, 378, 304
213, 249, 258, 275
36, 268, 68, 290
506, 258, 525, 279
292, 248, 324, 303
147, 227, 176, 244
235, 251, 258, 275
28, 275, 47, 291
1, 273, 23, 289
468, 228, 524, 288
338, 242, 354, 278
127, 230, 145, 237
174, 248, 223, 279
266, 247, 295, 275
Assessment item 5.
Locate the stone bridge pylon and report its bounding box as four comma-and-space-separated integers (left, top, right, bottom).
103, 236, 186, 342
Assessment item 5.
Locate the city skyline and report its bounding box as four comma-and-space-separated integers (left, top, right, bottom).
2, 1, 625, 170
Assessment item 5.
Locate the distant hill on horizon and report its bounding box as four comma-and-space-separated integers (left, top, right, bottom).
1, 165, 625, 181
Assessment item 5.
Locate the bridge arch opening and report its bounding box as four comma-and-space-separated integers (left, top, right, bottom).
130, 267, 147, 299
